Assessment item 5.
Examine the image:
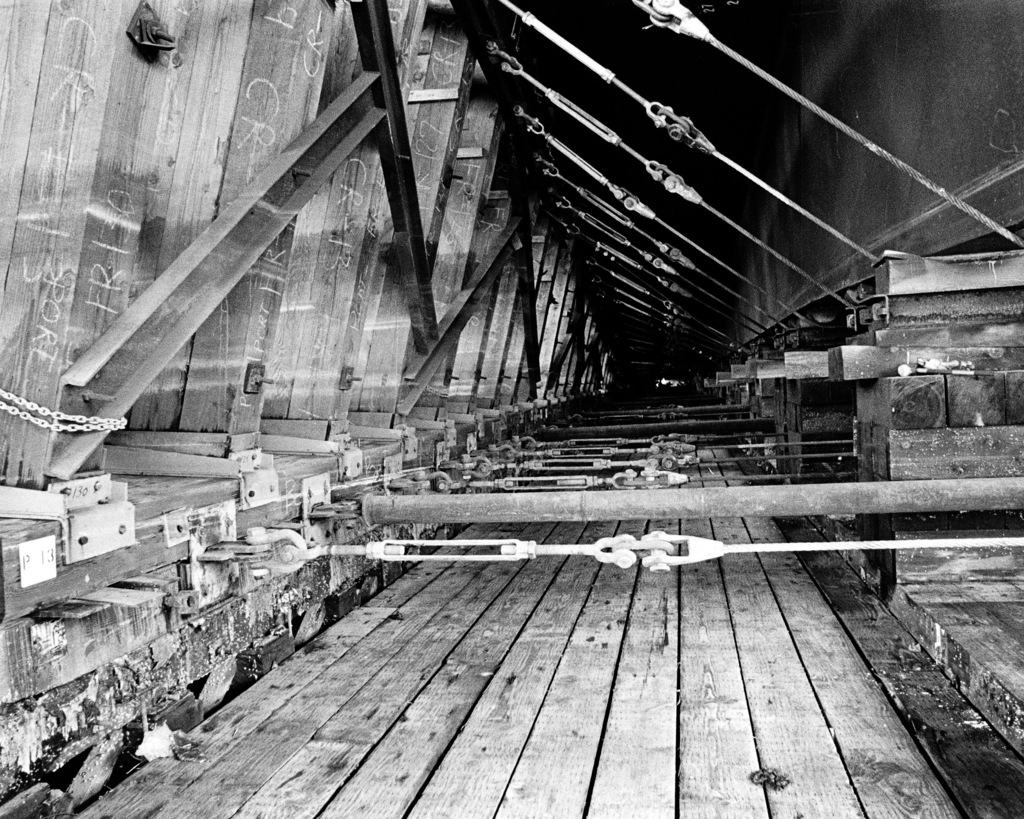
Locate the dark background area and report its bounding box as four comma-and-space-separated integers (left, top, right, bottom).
494, 0, 1024, 385
502, 0, 797, 381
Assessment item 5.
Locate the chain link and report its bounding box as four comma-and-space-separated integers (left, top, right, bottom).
0, 388, 126, 433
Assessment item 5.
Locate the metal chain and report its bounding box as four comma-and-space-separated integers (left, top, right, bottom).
0, 388, 126, 433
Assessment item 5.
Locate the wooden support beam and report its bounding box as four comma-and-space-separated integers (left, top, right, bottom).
472, 243, 521, 409
539, 237, 579, 393
49, 77, 384, 480
350, 0, 439, 353
449, 0, 542, 397
397, 220, 521, 414
877, 248, 1024, 296
783, 351, 830, 379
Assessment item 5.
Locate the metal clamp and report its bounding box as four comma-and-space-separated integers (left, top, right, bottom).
514, 105, 546, 135
645, 161, 702, 203
639, 531, 726, 571
607, 185, 655, 220
589, 534, 640, 568
631, 0, 713, 41
645, 102, 716, 152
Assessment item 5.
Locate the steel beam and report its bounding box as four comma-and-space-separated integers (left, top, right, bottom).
449, 0, 542, 396
350, 0, 439, 354
363, 476, 1024, 526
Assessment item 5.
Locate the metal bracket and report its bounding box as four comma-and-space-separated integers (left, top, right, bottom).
165, 590, 201, 617
339, 442, 364, 480
239, 468, 281, 510
301, 474, 332, 520
161, 508, 191, 549
65, 481, 137, 564
337, 364, 356, 391
434, 440, 450, 469
242, 361, 267, 395
48, 475, 112, 510
229, 448, 264, 473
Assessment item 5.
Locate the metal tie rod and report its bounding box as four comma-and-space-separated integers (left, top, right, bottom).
491, 2, 879, 261
328, 532, 1024, 572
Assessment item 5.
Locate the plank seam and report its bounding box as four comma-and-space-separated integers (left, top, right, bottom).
580, 520, 642, 817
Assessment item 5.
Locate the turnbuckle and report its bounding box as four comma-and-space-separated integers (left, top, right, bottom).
611, 468, 689, 488
639, 531, 726, 571
631, 0, 713, 42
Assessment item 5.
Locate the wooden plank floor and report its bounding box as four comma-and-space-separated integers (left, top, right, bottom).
81, 511, 981, 819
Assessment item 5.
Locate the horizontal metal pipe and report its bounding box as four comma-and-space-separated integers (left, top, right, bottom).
362, 477, 1024, 526
534, 418, 776, 441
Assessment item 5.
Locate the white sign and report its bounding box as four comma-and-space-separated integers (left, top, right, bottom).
19, 536, 58, 588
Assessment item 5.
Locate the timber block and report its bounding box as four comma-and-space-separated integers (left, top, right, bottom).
887, 426, 1024, 480
885, 287, 1024, 330
233, 631, 296, 687
876, 249, 1024, 296
829, 345, 890, 380
946, 372, 1006, 427
0, 783, 50, 819
1005, 371, 1024, 424
857, 376, 946, 429
0, 587, 169, 703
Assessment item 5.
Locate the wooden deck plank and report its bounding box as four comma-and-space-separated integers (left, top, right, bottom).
587, 522, 679, 819
794, 538, 1024, 818
677, 519, 768, 819
239, 522, 574, 818
719, 545, 865, 818
147, 536, 548, 819
79, 602, 394, 819
301, 521, 595, 819
493, 522, 631, 819
80, 528, 529, 819
750, 521, 961, 818
403, 524, 610, 819
888, 587, 1024, 756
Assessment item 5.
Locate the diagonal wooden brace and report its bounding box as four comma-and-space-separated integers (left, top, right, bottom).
397, 220, 522, 415
48, 75, 386, 480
